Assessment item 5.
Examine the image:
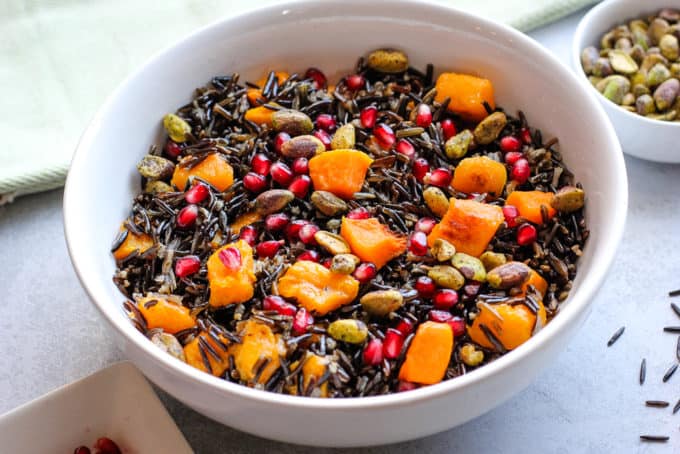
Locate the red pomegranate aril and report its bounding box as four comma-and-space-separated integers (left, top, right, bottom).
363, 338, 384, 366
429, 310, 453, 323
251, 153, 271, 175
408, 231, 428, 256
175, 255, 201, 278
292, 157, 309, 174
176, 204, 198, 228
504, 151, 523, 165
305, 67, 327, 89
239, 225, 258, 246
321, 258, 333, 268
373, 123, 396, 149
415, 275, 436, 298
425, 167, 452, 187
396, 318, 414, 335
520, 127, 533, 144
298, 250, 320, 262
415, 217, 437, 234
412, 158, 430, 182
74, 447, 91, 454
346, 74, 365, 91
243, 172, 268, 193
500, 135, 522, 153
346, 207, 370, 220
517, 223, 537, 246
395, 139, 416, 159
440, 118, 457, 140
447, 316, 466, 338
285, 219, 309, 241
274, 132, 291, 154
397, 380, 417, 392
256, 240, 284, 258
94, 437, 121, 454
360, 105, 378, 128
265, 213, 290, 232
184, 183, 209, 204
511, 158, 530, 184
288, 174, 312, 198
383, 328, 404, 359
433, 289, 458, 309
313, 129, 332, 150
502, 205, 519, 228
270, 161, 294, 185
315, 114, 336, 132
218, 247, 242, 270
415, 104, 433, 128
263, 295, 296, 316
292, 308, 313, 335
353, 262, 377, 283
298, 223, 320, 244
165, 141, 182, 158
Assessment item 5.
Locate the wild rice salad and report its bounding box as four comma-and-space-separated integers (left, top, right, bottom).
112, 49, 588, 397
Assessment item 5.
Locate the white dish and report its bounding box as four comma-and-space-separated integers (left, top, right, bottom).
0, 362, 192, 454
63, 0, 628, 447
572, 0, 680, 163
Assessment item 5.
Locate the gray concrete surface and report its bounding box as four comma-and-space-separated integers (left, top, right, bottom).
2, 10, 680, 453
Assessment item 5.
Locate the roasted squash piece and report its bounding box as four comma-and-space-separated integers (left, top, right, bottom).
136, 294, 195, 334
228, 320, 285, 384
399, 321, 454, 385
435, 72, 495, 122
340, 217, 407, 268
451, 156, 507, 198
301, 353, 330, 397
171, 153, 234, 192
505, 190, 556, 225
468, 300, 547, 351
184, 330, 231, 377
308, 149, 373, 199
230, 211, 262, 234
207, 240, 256, 308
112, 227, 154, 261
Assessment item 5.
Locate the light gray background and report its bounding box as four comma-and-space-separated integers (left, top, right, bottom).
2, 9, 680, 453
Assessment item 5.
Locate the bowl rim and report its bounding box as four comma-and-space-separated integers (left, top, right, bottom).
571, 0, 680, 128
64, 0, 628, 410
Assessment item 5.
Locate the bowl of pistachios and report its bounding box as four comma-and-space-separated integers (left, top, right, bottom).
573, 0, 680, 163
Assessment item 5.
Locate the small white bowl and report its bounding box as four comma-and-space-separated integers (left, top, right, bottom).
64, 0, 627, 447
572, 0, 680, 163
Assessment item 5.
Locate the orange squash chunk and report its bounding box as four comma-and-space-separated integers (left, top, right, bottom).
112, 227, 154, 261
244, 105, 276, 127
399, 321, 454, 385
452, 156, 507, 198
184, 331, 231, 377
228, 320, 284, 384
302, 353, 330, 397
136, 294, 195, 334
340, 217, 407, 269
277, 260, 359, 315
230, 211, 262, 234
308, 149, 373, 199
505, 190, 556, 225
468, 301, 546, 351
427, 199, 504, 257
435, 72, 495, 122
521, 268, 548, 297
207, 240, 256, 308
171, 153, 234, 192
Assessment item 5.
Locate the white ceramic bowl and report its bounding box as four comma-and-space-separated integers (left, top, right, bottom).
572, 0, 680, 163
64, 0, 628, 447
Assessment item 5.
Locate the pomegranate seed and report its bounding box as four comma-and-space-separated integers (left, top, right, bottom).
312, 129, 332, 150
256, 240, 284, 258
512, 158, 530, 183
415, 276, 436, 298
383, 328, 404, 359
251, 153, 271, 175
292, 307, 313, 335
274, 132, 291, 154
504, 151, 523, 165
298, 250, 320, 262
239, 225, 258, 246
425, 167, 452, 187
298, 223, 320, 244
408, 231, 428, 256
305, 67, 327, 89
218, 247, 242, 271
433, 289, 458, 309
395, 139, 416, 160
397, 380, 417, 392
429, 310, 453, 323
396, 318, 414, 335
500, 135, 522, 153
363, 338, 384, 365
285, 219, 309, 241
265, 213, 289, 232
288, 174, 312, 198
373, 123, 396, 149
415, 104, 432, 128
353, 262, 377, 283
174, 255, 201, 278
502, 205, 519, 228
346, 207, 370, 220
447, 316, 466, 337
243, 172, 268, 193
415, 217, 437, 234
176, 204, 198, 228
315, 114, 336, 132
321, 258, 333, 268
412, 158, 430, 182
263, 295, 296, 316
360, 105, 378, 128
520, 127, 533, 144
440, 119, 457, 140
346, 74, 365, 91
292, 157, 309, 174
165, 141, 182, 158
94, 437, 121, 454
270, 161, 294, 185
517, 223, 537, 246
184, 183, 209, 204
74, 447, 91, 454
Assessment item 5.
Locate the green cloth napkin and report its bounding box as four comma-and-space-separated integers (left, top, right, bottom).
0, 0, 597, 199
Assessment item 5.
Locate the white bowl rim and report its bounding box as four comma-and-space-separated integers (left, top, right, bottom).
571, 0, 680, 129
64, 0, 628, 411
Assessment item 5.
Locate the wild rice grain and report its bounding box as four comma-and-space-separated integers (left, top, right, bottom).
639, 435, 669, 442
640, 358, 646, 385
664, 327, 680, 334
663, 363, 678, 383
607, 326, 625, 347
645, 400, 670, 408
669, 289, 680, 297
